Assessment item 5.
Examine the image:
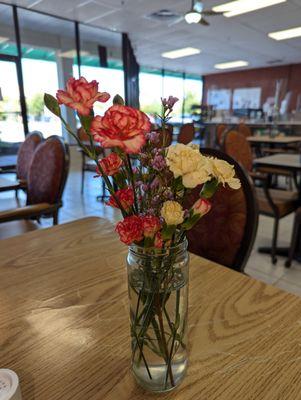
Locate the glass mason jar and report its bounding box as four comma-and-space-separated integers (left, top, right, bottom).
127, 240, 189, 393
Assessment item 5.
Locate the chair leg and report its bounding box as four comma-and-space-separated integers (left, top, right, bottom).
53, 211, 58, 225
81, 153, 85, 195
285, 213, 301, 268
271, 217, 279, 264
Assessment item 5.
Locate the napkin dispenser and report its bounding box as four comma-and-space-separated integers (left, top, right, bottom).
0, 369, 22, 400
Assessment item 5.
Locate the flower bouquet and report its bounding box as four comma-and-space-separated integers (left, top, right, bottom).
44, 77, 240, 393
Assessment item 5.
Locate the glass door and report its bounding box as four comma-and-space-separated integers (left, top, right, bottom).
0, 54, 25, 144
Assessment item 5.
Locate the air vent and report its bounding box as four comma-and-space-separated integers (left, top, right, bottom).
145, 9, 182, 23
267, 59, 284, 65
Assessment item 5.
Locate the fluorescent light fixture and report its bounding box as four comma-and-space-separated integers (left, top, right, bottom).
269, 26, 301, 40
162, 47, 201, 59
213, 0, 286, 17
215, 60, 249, 69
185, 11, 201, 24
0, 36, 8, 44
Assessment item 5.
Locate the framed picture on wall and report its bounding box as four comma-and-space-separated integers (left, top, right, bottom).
233, 87, 261, 109
207, 89, 231, 110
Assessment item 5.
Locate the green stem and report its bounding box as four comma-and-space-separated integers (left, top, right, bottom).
155, 293, 175, 387
126, 154, 138, 213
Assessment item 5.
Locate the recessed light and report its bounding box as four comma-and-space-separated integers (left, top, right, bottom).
214, 60, 249, 70
162, 47, 201, 59
213, 0, 286, 17
268, 26, 301, 40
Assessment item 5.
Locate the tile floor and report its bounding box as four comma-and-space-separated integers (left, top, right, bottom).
1, 147, 301, 297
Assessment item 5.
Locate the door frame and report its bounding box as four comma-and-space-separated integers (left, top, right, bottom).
0, 53, 28, 136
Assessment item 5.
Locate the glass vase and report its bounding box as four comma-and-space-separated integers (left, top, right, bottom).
127, 240, 189, 393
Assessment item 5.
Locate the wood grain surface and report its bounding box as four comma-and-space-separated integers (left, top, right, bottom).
1, 217, 301, 399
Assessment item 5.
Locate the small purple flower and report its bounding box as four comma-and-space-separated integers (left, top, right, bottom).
161, 95, 179, 110
152, 195, 160, 205
147, 131, 160, 145
151, 154, 166, 171
164, 190, 174, 200
184, 209, 190, 219
141, 184, 149, 192
150, 177, 160, 190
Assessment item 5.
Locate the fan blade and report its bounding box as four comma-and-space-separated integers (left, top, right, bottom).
202, 10, 224, 16
199, 18, 210, 26
167, 15, 184, 26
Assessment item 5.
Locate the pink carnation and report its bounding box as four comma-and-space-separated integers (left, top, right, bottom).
91, 105, 151, 154
141, 215, 161, 238
115, 215, 144, 245
97, 153, 123, 176
56, 77, 110, 116
107, 187, 134, 211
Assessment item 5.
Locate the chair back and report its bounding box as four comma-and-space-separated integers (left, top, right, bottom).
216, 124, 227, 146
27, 136, 69, 206
16, 131, 43, 181
185, 148, 258, 272
157, 125, 173, 147
178, 123, 195, 144
223, 130, 253, 172
238, 123, 252, 138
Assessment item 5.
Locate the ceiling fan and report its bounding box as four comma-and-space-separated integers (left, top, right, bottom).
183, 0, 223, 26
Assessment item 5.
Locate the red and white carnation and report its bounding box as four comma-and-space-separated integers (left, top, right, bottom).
90, 105, 151, 154
97, 153, 123, 176
107, 187, 134, 211
56, 77, 109, 116
115, 215, 144, 245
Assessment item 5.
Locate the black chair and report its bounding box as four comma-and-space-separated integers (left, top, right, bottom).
185, 148, 259, 273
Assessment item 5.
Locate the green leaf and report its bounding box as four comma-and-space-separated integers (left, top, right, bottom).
79, 113, 94, 133
161, 224, 176, 240
201, 179, 219, 199
44, 93, 61, 117
182, 214, 201, 231
113, 94, 125, 105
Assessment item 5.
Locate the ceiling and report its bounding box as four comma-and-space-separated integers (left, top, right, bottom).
2, 0, 301, 75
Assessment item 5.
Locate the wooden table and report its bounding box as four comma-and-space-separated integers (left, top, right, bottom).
254, 154, 301, 173
0, 154, 17, 171
0, 176, 20, 192
2, 217, 301, 399
248, 135, 301, 145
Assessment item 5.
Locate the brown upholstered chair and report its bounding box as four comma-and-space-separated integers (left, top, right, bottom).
223, 130, 299, 264
185, 148, 258, 273
77, 127, 105, 195
1, 131, 43, 198
0, 136, 69, 239
216, 124, 227, 146
178, 123, 195, 144
156, 124, 173, 147
238, 123, 252, 138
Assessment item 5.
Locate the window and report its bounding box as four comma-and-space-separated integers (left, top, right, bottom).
18, 9, 77, 137
184, 77, 203, 117
139, 69, 163, 123
79, 24, 124, 116
163, 73, 184, 124
0, 4, 17, 56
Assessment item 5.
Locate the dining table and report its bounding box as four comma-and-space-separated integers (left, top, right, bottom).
1, 217, 301, 399
248, 135, 301, 146
0, 176, 20, 192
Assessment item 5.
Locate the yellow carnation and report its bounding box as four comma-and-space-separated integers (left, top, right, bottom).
166, 143, 211, 188
161, 201, 184, 226
210, 158, 241, 189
